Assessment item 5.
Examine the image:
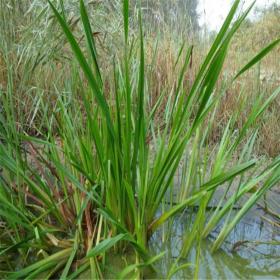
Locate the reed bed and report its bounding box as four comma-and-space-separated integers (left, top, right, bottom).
0, 0, 280, 278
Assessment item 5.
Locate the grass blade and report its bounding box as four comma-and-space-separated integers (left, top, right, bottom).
234, 38, 280, 80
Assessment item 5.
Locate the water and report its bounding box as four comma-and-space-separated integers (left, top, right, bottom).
82, 189, 280, 279
100, 206, 280, 279
150, 207, 280, 279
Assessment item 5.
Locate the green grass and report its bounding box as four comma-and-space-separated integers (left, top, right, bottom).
0, 0, 280, 278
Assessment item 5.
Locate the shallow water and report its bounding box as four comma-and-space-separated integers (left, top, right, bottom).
150, 207, 280, 279
99, 206, 280, 279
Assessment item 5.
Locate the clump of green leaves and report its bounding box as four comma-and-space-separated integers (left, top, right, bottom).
0, 0, 279, 278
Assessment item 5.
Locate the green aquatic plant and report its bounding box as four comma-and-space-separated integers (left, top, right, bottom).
0, 0, 280, 278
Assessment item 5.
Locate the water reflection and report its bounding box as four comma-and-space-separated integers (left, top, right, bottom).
150, 209, 280, 279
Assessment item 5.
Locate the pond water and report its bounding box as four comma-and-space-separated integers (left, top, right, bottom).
83, 190, 280, 279
149, 206, 280, 279
101, 206, 280, 279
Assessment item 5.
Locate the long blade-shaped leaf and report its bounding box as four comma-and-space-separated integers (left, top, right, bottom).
234, 38, 280, 80
80, 0, 102, 84
212, 163, 280, 251
132, 9, 145, 186
149, 160, 255, 233
86, 234, 128, 257
123, 0, 129, 43
48, 0, 115, 140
